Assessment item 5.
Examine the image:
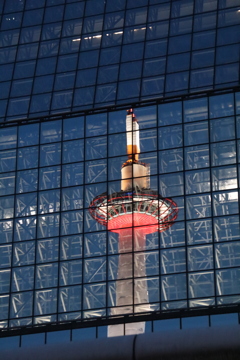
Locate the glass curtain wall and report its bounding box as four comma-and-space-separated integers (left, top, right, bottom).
0, 0, 239, 121
0, 90, 240, 328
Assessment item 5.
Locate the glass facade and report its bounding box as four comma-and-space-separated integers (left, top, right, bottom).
0, 0, 240, 335
0, 91, 240, 328
0, 0, 239, 121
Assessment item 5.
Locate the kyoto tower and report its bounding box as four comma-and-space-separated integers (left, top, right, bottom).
89, 109, 178, 336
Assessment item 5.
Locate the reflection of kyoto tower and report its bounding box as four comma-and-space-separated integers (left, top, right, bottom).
89, 109, 178, 336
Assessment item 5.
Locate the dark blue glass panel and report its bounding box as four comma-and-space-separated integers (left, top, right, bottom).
215, 63, 239, 85
4, 0, 25, 13
17, 43, 39, 62
192, 30, 215, 50
40, 143, 61, 167
13, 61, 35, 80
121, 42, 144, 62
98, 66, 119, 84
145, 39, 167, 58
104, 11, 124, 30
209, 93, 234, 118
25, 0, 45, 9
36, 57, 57, 76
125, 7, 147, 26
194, 12, 217, 32
100, 47, 121, 66
102, 30, 123, 48
168, 34, 191, 54
195, 0, 217, 13
78, 50, 99, 69
143, 58, 166, 77
159, 125, 183, 149
166, 72, 189, 93
16, 169, 38, 193
63, 139, 84, 163
73, 87, 95, 107
192, 49, 215, 69
21, 26, 41, 44
190, 68, 214, 88
23, 9, 44, 26
216, 44, 240, 65
184, 98, 208, 122
218, 8, 240, 27
60, 38, 80, 55
44, 5, 64, 23
0, 149, 16, 173
159, 102, 182, 126
76, 68, 97, 87
117, 79, 140, 100
0, 29, 20, 47
217, 25, 240, 46
119, 61, 142, 80
167, 53, 190, 73
0, 82, 10, 99
127, 0, 148, 8
170, 16, 192, 35
47, 0, 65, 4
40, 120, 62, 144
0, 47, 17, 65
39, 40, 59, 58
85, 0, 105, 16
0, 64, 14, 81
39, 166, 61, 190
147, 21, 168, 40
41, 23, 62, 41
62, 19, 82, 37
55, 73, 75, 91
65, 2, 84, 20
108, 110, 126, 133
18, 124, 39, 146
8, 98, 30, 116
96, 87, 116, 105
1, 13, 22, 30
142, 76, 164, 97
17, 147, 39, 170
148, 3, 170, 22
62, 163, 83, 187
82, 15, 103, 34
106, 0, 126, 12
63, 117, 84, 140
30, 94, 52, 113
11, 79, 33, 97
33, 75, 54, 94
124, 24, 146, 44
171, 0, 193, 17
51, 90, 73, 110
0, 172, 15, 195
0, 100, 7, 118
57, 54, 78, 72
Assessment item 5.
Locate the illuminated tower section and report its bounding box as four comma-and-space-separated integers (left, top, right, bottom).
89, 110, 178, 336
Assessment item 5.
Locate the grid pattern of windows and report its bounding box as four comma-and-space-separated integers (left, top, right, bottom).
0, 0, 239, 121
0, 90, 240, 328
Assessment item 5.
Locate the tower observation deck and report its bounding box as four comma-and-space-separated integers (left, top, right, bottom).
89, 109, 178, 336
